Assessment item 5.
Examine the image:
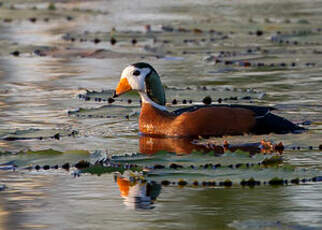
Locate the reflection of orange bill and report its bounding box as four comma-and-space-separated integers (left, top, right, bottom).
117, 177, 130, 197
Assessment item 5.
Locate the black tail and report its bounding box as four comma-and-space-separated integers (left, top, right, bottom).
251, 113, 305, 135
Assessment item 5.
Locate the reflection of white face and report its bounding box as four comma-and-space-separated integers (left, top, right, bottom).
123, 182, 152, 209
120, 65, 151, 92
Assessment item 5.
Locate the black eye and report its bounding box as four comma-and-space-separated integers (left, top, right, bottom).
133, 70, 140, 76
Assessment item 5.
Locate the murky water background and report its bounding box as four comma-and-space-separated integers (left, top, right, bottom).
0, 0, 322, 229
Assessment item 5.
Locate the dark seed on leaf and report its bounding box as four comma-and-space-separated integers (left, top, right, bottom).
127, 99, 132, 104
172, 99, 177, 105
241, 96, 251, 100
43, 165, 50, 170
217, 98, 222, 103
153, 164, 165, 169
29, 17, 37, 23
11, 50, 20, 56
52, 165, 59, 169
269, 177, 284, 186
178, 180, 187, 186
210, 181, 216, 186
110, 37, 117, 45
75, 160, 90, 169
53, 133, 60, 140
182, 99, 187, 104
35, 165, 41, 170
169, 163, 183, 169
161, 180, 170, 186
256, 30, 263, 36
202, 96, 212, 105
108, 97, 115, 103
235, 163, 242, 168
62, 163, 70, 171
219, 180, 231, 187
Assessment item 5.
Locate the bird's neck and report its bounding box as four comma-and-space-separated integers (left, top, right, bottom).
139, 92, 167, 111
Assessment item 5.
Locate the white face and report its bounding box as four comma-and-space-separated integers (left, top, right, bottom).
120, 65, 151, 92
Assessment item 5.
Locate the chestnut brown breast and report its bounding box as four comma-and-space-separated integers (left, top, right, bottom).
139, 103, 256, 137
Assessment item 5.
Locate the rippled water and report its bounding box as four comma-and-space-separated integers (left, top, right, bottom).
1, 0, 322, 229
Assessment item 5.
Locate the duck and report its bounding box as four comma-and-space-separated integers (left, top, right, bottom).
113, 62, 305, 137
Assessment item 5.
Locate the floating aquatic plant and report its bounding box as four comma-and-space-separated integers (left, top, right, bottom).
81, 164, 143, 176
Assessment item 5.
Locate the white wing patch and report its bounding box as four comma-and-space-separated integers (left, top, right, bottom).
255, 109, 270, 119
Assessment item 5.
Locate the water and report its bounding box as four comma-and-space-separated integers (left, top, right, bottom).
0, 0, 322, 229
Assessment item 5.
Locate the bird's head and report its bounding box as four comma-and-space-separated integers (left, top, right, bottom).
114, 62, 166, 106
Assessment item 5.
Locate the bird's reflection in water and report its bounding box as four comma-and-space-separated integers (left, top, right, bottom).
139, 136, 277, 155
139, 136, 205, 155
115, 174, 161, 210
115, 136, 281, 208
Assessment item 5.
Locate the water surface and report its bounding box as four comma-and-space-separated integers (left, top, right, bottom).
0, 0, 322, 229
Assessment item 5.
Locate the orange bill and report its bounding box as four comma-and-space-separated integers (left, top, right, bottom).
114, 78, 132, 97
